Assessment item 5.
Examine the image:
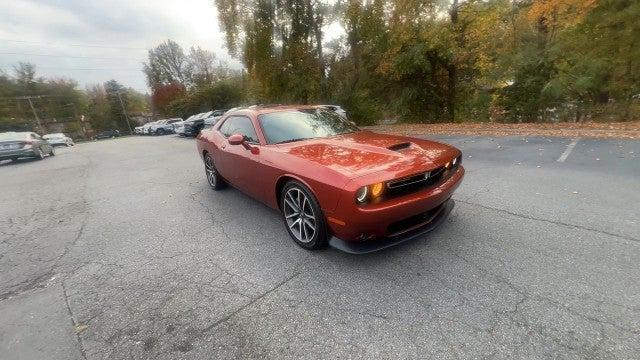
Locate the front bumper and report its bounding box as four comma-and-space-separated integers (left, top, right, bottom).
329, 198, 454, 254
327, 165, 464, 251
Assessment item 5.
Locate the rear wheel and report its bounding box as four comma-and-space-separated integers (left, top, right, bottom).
281, 181, 328, 250
204, 153, 225, 190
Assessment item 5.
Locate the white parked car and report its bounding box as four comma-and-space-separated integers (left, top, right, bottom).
149, 118, 182, 135
319, 105, 348, 119
141, 121, 159, 135
43, 133, 74, 147
203, 110, 227, 129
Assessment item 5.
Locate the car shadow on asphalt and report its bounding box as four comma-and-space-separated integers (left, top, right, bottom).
0, 157, 42, 167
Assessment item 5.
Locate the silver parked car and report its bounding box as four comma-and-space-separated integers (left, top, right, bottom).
149, 118, 183, 135
0, 132, 55, 162
43, 133, 74, 147
319, 105, 348, 119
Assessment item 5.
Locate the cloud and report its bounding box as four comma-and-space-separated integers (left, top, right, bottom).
0, 0, 238, 92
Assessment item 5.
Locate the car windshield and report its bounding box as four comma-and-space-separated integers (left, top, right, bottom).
259, 109, 358, 144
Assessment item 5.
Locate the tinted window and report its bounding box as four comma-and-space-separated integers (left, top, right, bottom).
259, 109, 358, 144
218, 116, 259, 143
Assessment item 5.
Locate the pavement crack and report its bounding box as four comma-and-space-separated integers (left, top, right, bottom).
0, 270, 55, 301
456, 199, 640, 243
62, 282, 88, 360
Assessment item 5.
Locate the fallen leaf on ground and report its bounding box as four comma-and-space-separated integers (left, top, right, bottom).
75, 324, 88, 334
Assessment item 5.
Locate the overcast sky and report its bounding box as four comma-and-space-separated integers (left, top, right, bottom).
0, 1, 345, 94
0, 0, 242, 92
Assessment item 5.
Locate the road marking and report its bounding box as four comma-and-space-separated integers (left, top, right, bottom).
557, 138, 580, 163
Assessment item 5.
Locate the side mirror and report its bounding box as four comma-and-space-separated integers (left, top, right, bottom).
228, 134, 245, 145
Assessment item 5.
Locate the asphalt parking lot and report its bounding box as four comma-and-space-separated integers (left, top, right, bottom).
1, 134, 638, 359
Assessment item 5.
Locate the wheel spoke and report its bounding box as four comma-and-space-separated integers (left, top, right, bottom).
285, 212, 299, 219
286, 192, 299, 211
303, 218, 315, 231
296, 190, 303, 210
284, 198, 298, 212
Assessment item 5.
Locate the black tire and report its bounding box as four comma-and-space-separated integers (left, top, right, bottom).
280, 181, 328, 250
204, 153, 225, 190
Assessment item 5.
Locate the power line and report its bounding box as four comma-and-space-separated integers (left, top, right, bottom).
0, 38, 149, 51
0, 66, 141, 72
0, 52, 143, 61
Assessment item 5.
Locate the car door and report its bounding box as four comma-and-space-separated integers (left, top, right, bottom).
215, 116, 263, 197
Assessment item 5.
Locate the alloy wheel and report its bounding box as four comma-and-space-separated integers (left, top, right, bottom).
283, 187, 317, 243
204, 155, 216, 187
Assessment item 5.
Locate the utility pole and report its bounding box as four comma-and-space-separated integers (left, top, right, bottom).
116, 91, 133, 134
17, 96, 45, 134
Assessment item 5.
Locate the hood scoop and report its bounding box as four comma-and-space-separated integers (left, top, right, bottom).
387, 142, 412, 152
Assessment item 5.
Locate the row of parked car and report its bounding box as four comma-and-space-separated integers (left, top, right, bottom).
135, 110, 227, 137
135, 105, 347, 138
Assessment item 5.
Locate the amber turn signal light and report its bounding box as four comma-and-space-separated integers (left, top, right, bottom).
370, 182, 384, 197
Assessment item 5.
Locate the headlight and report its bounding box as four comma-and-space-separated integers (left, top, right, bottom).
355, 182, 385, 204
355, 186, 368, 203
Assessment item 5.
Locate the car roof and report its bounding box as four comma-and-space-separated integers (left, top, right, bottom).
0, 132, 30, 140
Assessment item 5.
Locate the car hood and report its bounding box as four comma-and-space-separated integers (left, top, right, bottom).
279, 131, 459, 178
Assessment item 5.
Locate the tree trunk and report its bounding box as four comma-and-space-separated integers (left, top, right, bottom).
447, 0, 460, 122
447, 65, 456, 122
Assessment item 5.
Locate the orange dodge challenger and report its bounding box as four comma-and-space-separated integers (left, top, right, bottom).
196, 105, 464, 254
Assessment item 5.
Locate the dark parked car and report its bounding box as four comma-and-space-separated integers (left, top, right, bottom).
0, 132, 55, 161
93, 130, 121, 140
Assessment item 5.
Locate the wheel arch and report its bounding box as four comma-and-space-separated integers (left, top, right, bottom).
275, 174, 320, 212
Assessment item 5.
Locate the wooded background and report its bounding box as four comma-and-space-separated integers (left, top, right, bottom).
1, 0, 638, 135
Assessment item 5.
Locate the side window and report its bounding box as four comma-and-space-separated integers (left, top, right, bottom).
218, 116, 259, 143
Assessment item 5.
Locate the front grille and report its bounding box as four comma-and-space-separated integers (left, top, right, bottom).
386, 166, 446, 198
382, 155, 461, 200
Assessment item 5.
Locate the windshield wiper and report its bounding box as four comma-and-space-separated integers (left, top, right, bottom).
275, 137, 311, 144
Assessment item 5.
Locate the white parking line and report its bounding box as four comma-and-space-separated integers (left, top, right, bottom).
557, 138, 580, 163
